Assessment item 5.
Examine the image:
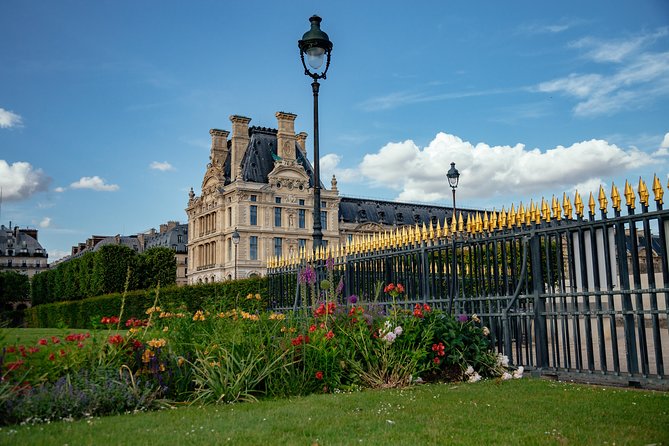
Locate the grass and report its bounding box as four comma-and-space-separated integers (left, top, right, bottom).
1, 327, 125, 347
1, 378, 667, 446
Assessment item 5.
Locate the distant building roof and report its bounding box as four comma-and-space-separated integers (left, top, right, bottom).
0, 225, 47, 257
338, 197, 471, 227
145, 223, 188, 253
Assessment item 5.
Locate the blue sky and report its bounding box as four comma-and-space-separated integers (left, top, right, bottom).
1, 0, 668, 261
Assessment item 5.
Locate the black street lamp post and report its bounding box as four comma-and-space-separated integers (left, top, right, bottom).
298, 15, 332, 251
232, 228, 240, 280
447, 162, 460, 314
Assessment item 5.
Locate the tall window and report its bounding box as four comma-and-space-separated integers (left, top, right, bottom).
274, 207, 282, 227
298, 209, 306, 229
227, 207, 232, 227
250, 205, 258, 225
250, 236, 258, 260
298, 239, 307, 250
299, 199, 305, 206
274, 237, 282, 257
321, 211, 327, 230
227, 238, 232, 261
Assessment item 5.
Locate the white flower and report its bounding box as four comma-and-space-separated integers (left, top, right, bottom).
465, 365, 474, 376
394, 326, 403, 336
383, 332, 396, 344
513, 366, 524, 379
497, 354, 509, 368
482, 326, 490, 336
468, 373, 481, 383
471, 313, 480, 323
501, 372, 512, 380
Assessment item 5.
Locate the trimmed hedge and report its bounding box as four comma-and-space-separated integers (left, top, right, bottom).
26, 277, 267, 329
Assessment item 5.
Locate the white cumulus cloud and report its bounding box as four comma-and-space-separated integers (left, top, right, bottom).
149, 161, 175, 171
70, 176, 119, 192
661, 133, 669, 148
54, 186, 66, 193
358, 132, 654, 203
320, 154, 361, 185
0, 160, 52, 201
0, 108, 23, 128
39, 217, 51, 228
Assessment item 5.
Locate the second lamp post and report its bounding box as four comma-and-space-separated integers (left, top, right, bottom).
447, 162, 460, 314
298, 15, 333, 251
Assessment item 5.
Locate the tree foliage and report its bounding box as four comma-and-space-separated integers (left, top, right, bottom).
31, 245, 178, 305
0, 271, 30, 305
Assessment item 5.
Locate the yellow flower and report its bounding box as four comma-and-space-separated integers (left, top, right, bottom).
145, 306, 162, 315
269, 313, 286, 321
246, 293, 253, 300
210, 361, 220, 367
471, 313, 480, 323
163, 326, 169, 332
193, 310, 206, 321
148, 338, 167, 348
159, 364, 166, 372
142, 349, 154, 363
128, 327, 139, 334
177, 357, 185, 367
255, 293, 262, 301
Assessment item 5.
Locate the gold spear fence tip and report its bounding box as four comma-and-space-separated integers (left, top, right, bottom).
653, 174, 664, 205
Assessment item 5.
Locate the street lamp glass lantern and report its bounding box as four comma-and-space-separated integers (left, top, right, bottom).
298, 15, 333, 79
447, 162, 460, 189
232, 228, 240, 245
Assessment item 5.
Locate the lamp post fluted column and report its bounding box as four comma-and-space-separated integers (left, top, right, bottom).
311, 80, 323, 249
447, 162, 460, 314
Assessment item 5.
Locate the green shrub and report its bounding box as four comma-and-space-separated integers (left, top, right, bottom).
25, 278, 268, 329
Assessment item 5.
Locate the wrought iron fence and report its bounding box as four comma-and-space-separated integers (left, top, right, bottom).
268, 177, 669, 389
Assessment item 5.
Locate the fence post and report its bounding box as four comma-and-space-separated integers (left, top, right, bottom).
614, 218, 639, 375
420, 242, 430, 303
531, 233, 549, 369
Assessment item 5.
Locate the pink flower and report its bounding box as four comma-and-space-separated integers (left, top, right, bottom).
315, 371, 324, 380
325, 330, 334, 340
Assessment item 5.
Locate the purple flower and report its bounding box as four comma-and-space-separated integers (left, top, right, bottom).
326, 256, 335, 271
347, 294, 358, 304
299, 266, 317, 286
457, 314, 468, 323
336, 278, 345, 295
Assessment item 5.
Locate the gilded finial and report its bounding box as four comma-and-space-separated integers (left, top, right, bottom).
574, 191, 584, 217
598, 185, 608, 211
551, 196, 561, 221
499, 207, 507, 228
541, 198, 550, 223
653, 174, 663, 205
458, 212, 464, 232
638, 177, 649, 207
508, 204, 516, 227
490, 210, 498, 231
563, 193, 573, 220
475, 212, 483, 233
483, 211, 490, 232
436, 219, 442, 238
466, 214, 472, 233
451, 213, 457, 234
611, 183, 621, 211
588, 192, 596, 215
624, 180, 635, 209
517, 203, 525, 225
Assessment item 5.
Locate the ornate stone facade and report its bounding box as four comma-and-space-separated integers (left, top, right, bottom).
185, 112, 340, 283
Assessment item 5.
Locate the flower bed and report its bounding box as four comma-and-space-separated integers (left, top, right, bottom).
1, 282, 521, 425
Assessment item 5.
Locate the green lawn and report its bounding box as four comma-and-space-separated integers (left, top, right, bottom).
1, 327, 125, 346
1, 378, 667, 446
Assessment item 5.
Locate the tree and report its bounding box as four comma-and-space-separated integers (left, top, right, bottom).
138, 247, 176, 289
91, 245, 138, 295
0, 271, 30, 305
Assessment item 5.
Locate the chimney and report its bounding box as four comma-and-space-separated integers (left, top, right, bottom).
160, 223, 168, 233
276, 112, 297, 162
229, 115, 252, 180
296, 131, 308, 156
209, 129, 229, 166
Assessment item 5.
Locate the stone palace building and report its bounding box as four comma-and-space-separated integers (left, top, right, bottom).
186, 112, 459, 284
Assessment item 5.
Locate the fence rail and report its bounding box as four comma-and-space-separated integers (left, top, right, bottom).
268, 180, 669, 389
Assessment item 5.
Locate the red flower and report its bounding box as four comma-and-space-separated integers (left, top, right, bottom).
325, 330, 334, 340
315, 371, 324, 380
309, 324, 317, 333
48, 353, 55, 361
432, 342, 445, 357
384, 283, 396, 293
77, 342, 84, 349
51, 336, 61, 344
59, 349, 66, 357
132, 340, 143, 350
7, 360, 24, 371
108, 334, 124, 345
433, 357, 440, 365
396, 284, 405, 293
38, 338, 48, 346
28, 347, 39, 354
413, 304, 424, 318
423, 303, 431, 312
6, 346, 16, 353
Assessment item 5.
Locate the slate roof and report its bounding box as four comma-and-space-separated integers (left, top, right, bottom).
0, 225, 46, 257
339, 197, 469, 227
145, 224, 188, 253
235, 126, 320, 187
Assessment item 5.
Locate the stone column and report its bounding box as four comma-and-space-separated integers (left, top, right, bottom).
230, 115, 251, 180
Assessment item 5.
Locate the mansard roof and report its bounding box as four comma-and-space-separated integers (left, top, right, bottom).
0, 225, 47, 256
338, 197, 474, 227
238, 126, 320, 187
145, 223, 188, 253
